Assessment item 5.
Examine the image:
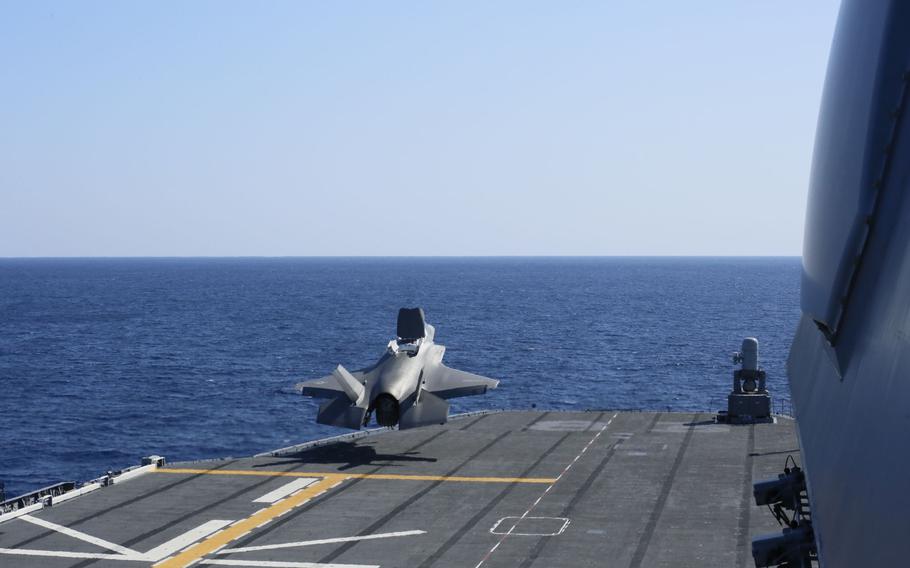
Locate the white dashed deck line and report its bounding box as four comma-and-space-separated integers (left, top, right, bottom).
19, 514, 143, 557
472, 412, 618, 568
252, 479, 317, 504
144, 520, 234, 561
218, 529, 427, 554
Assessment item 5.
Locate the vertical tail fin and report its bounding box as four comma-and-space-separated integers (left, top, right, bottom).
332, 364, 365, 405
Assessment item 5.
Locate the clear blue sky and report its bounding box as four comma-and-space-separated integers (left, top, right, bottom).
1, 1, 840, 256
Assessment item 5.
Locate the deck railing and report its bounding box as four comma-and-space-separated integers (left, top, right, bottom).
0, 481, 75, 515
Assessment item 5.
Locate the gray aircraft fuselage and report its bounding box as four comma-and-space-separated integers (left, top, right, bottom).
297, 309, 498, 430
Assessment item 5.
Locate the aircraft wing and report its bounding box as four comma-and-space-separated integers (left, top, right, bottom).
296, 369, 366, 400
423, 365, 499, 399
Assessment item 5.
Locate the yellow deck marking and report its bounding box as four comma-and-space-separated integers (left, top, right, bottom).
153, 475, 343, 568
156, 468, 556, 484
150, 467, 555, 566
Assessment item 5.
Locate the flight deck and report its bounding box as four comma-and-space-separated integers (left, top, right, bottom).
0, 411, 798, 568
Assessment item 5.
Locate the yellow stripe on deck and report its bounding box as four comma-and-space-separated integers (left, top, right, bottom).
157, 468, 556, 484
154, 475, 342, 568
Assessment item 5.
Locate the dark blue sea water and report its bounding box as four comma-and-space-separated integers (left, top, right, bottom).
0, 257, 800, 498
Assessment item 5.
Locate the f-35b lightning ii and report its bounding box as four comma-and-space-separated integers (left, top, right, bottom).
296, 308, 499, 430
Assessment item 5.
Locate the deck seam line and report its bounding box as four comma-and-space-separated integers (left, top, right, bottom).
318, 430, 514, 564
68, 458, 329, 568
219, 429, 451, 552
459, 414, 491, 431
6, 458, 243, 551
473, 412, 616, 568
628, 412, 699, 568
645, 412, 663, 433
152, 476, 343, 568
736, 424, 756, 568
417, 429, 574, 567
519, 437, 624, 567
520, 412, 552, 432
83, 472, 302, 567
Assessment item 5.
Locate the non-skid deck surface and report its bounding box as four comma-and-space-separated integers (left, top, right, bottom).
0, 411, 799, 568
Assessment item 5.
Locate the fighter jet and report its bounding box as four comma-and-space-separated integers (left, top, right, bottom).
296, 308, 499, 430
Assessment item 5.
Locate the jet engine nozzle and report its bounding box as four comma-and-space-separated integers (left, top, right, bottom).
374, 394, 400, 427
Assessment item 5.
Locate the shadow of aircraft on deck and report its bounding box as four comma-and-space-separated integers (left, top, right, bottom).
254, 441, 438, 471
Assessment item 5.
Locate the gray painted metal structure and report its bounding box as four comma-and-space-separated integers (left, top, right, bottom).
721, 338, 772, 424
0, 411, 799, 568
788, 0, 910, 565
296, 308, 499, 430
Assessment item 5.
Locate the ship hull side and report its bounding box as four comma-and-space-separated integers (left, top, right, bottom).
790, 1, 910, 565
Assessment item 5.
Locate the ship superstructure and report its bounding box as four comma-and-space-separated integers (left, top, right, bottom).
787, 1, 910, 566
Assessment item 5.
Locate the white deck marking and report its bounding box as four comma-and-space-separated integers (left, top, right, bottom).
201, 559, 380, 568
0, 502, 43, 524
252, 479, 317, 504
473, 412, 618, 568
218, 529, 427, 554
528, 420, 597, 432
490, 516, 570, 536
144, 520, 234, 561
0, 548, 147, 561
19, 514, 143, 557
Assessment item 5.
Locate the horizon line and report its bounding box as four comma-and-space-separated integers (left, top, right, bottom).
0, 254, 802, 260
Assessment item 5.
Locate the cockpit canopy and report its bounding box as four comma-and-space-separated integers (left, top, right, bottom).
396, 307, 426, 344
391, 307, 427, 355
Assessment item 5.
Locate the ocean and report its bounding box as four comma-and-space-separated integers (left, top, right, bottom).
0, 257, 800, 499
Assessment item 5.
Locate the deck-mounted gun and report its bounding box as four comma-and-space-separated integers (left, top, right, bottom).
718, 337, 772, 423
